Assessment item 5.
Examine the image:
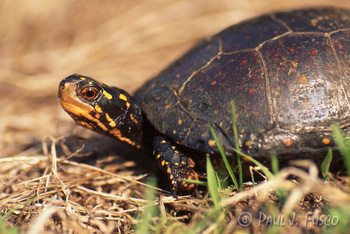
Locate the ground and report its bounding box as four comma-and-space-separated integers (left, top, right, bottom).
0, 1, 350, 233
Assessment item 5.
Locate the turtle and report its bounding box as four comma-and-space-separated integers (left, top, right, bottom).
58, 7, 350, 195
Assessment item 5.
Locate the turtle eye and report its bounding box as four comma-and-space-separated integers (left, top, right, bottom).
81, 86, 99, 100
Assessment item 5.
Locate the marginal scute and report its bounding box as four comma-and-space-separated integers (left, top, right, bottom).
331, 30, 350, 101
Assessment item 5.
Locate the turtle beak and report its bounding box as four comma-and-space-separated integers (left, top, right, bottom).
58, 74, 85, 98
58, 79, 79, 106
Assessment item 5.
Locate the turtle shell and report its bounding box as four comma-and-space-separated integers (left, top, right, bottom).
135, 7, 350, 158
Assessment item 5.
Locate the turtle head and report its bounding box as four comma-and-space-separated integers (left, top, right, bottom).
58, 74, 143, 148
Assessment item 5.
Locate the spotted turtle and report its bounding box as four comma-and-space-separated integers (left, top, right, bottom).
59, 7, 350, 194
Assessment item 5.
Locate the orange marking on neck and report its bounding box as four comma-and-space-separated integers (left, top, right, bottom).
109, 128, 141, 149
105, 113, 117, 127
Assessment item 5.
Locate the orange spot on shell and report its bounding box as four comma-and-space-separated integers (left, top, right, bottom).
322, 138, 331, 145
240, 60, 248, 65
208, 139, 216, 146
249, 88, 255, 94
299, 76, 308, 84
283, 138, 293, 147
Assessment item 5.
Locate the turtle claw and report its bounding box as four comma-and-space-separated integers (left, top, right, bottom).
153, 136, 199, 195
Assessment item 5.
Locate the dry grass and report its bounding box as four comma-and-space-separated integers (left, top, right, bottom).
2, 143, 350, 233
1, 0, 350, 233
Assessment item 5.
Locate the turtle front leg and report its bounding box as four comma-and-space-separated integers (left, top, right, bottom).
153, 136, 199, 195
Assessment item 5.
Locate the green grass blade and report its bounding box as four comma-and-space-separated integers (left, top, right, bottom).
215, 172, 223, 190
333, 125, 350, 176
231, 101, 243, 189
135, 176, 158, 234
321, 148, 333, 180
206, 155, 221, 210
182, 178, 208, 186
209, 126, 239, 189
0, 199, 34, 234
271, 153, 279, 175
230, 147, 274, 179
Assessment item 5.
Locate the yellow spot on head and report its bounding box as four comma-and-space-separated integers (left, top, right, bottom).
161, 160, 165, 166
94, 113, 101, 119
119, 93, 128, 102
94, 105, 103, 113
131, 113, 139, 123
126, 102, 130, 108
161, 140, 166, 144
79, 77, 86, 80
178, 119, 182, 125
322, 138, 331, 145
156, 154, 161, 159
283, 138, 293, 146
103, 90, 113, 100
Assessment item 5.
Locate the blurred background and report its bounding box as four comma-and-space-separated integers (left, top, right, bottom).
0, 0, 349, 156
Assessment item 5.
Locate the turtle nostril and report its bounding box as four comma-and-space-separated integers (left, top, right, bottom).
58, 81, 66, 98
